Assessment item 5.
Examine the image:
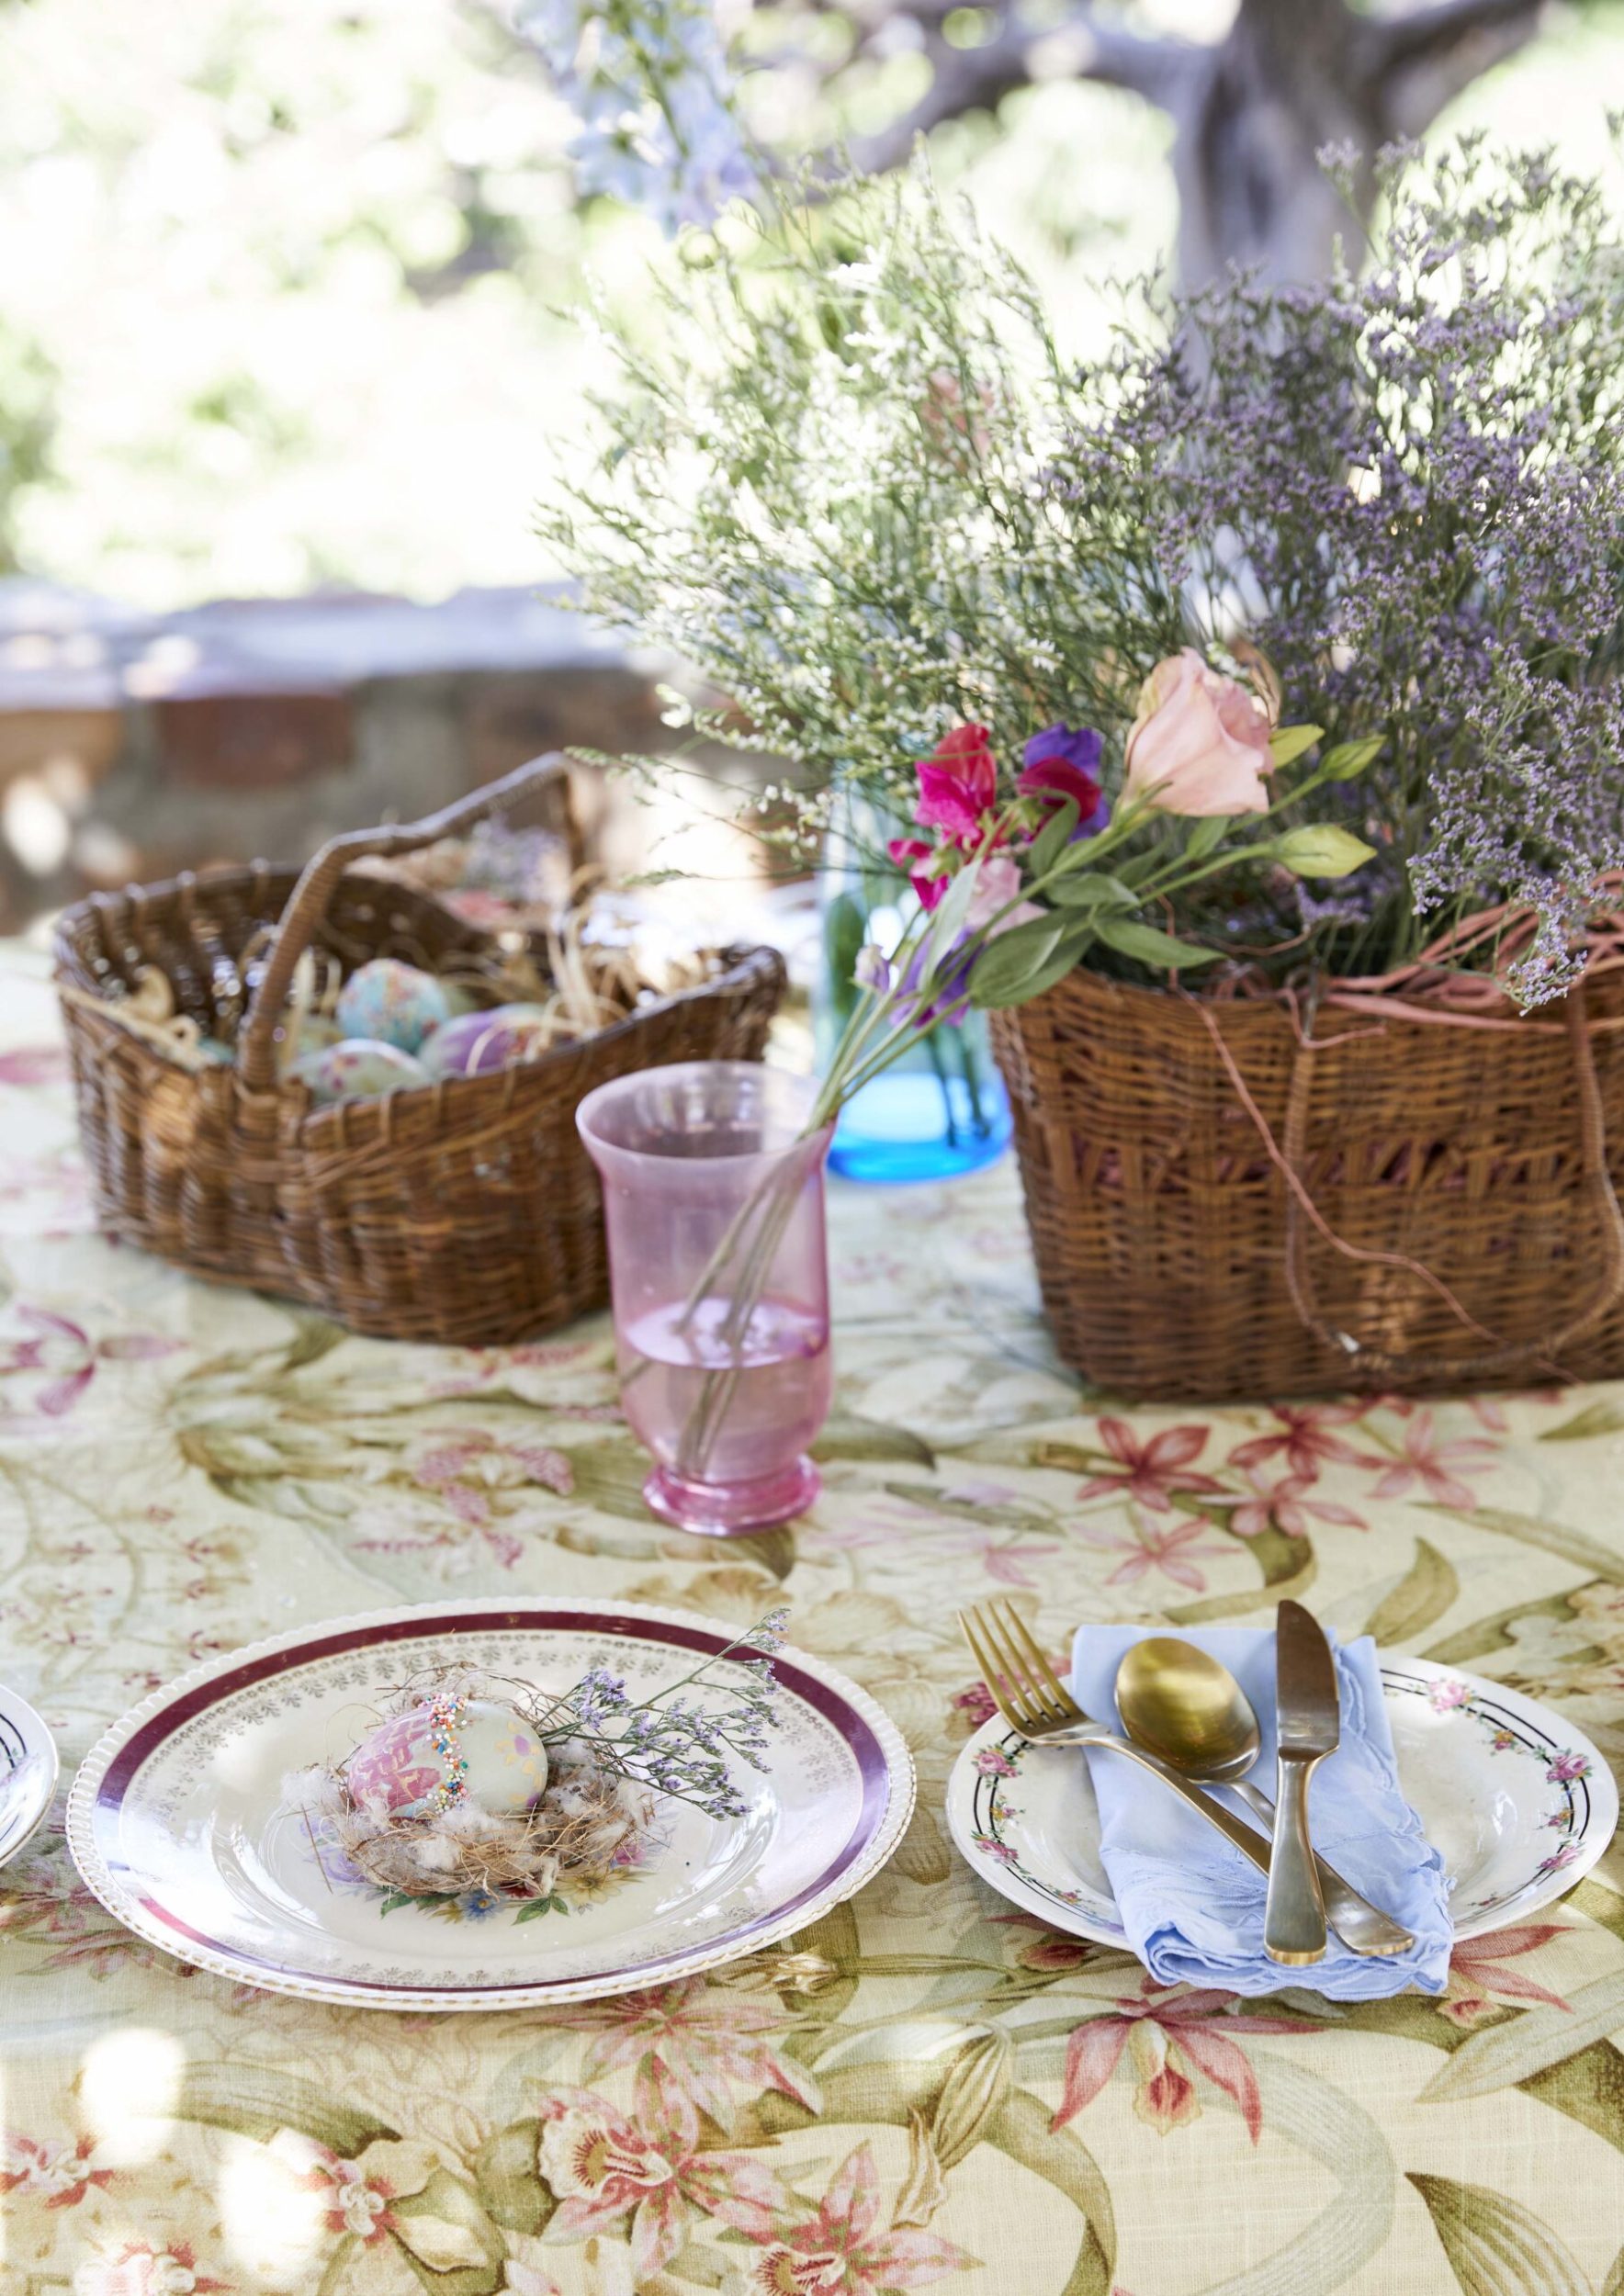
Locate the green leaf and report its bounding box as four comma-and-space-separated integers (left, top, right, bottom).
390, 2167, 508, 2296
1048, 872, 1137, 911
513, 1891, 570, 1923
728, 1524, 799, 1580
893, 1806, 953, 1885
1321, 735, 1384, 779
474, 2120, 554, 2234
811, 1412, 935, 1466
1029, 797, 1079, 876
919, 857, 981, 983
1166, 1525, 1317, 1623
1419, 1972, 1624, 2101
1268, 724, 1324, 767
932, 2030, 1013, 2171
1271, 824, 1378, 878
1363, 1538, 1460, 1647
174, 2064, 398, 2156
1092, 915, 1222, 969
1427, 1502, 1624, 1585
1406, 2174, 1590, 2296
989, 935, 1093, 1007
894, 2109, 947, 2229
1184, 815, 1231, 859
1539, 1401, 1624, 1441
965, 917, 1065, 1007
1520, 2035, 1624, 2156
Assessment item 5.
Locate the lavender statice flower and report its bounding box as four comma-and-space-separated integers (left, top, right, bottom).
569, 1667, 630, 1730
1044, 140, 1624, 1004
547, 1610, 789, 1821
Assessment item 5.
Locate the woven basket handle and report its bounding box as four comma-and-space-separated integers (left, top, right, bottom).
236, 753, 570, 1092
1283, 982, 1624, 1380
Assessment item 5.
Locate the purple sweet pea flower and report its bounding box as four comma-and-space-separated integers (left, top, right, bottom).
1019, 726, 1111, 838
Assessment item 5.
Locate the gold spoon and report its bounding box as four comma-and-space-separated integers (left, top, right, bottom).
1114, 1636, 1416, 1959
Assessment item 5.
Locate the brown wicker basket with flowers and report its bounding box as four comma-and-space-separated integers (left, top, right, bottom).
992, 910, 1624, 1401
51, 757, 784, 1345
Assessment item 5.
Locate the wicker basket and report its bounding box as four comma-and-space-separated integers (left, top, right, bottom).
990, 964, 1624, 1401
52, 757, 785, 1345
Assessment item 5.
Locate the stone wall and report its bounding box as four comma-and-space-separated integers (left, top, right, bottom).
0, 580, 767, 933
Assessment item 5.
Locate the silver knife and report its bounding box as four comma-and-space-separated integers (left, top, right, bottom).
1264, 1600, 1338, 1964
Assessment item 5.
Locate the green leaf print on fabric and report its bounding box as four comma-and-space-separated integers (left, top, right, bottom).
1364, 1539, 1460, 1647
1407, 2174, 1591, 2296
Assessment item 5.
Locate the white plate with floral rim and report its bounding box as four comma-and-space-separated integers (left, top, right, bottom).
0, 1683, 57, 1870
945, 1658, 1616, 1947
65, 1598, 914, 2010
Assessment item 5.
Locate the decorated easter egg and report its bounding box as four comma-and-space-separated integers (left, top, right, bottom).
288, 1038, 428, 1106
334, 959, 451, 1052
420, 1003, 557, 1080
343, 1696, 550, 1818
276, 1012, 344, 1073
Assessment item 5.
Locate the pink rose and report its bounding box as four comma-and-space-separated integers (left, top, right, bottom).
1123, 649, 1273, 816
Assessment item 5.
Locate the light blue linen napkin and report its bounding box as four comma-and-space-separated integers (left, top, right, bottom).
1068, 1623, 1452, 1997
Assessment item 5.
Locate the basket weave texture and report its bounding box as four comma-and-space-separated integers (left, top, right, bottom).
52, 758, 785, 1346
991, 964, 1624, 1401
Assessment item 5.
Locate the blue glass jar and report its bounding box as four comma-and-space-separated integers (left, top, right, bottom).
817, 795, 1011, 1184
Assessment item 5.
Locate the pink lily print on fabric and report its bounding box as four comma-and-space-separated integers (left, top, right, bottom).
1075, 1420, 1225, 1513
1053, 1979, 1316, 2143
0, 2129, 117, 2207
1438, 1925, 1572, 2026
73, 2240, 228, 2296
1075, 1511, 1230, 1593
1228, 1470, 1365, 1540
738, 2139, 976, 2294
0, 1307, 179, 1416
300, 2146, 402, 2245
1226, 1403, 1371, 1479
539, 2060, 785, 2278
538, 1976, 818, 2127
1368, 1411, 1496, 1509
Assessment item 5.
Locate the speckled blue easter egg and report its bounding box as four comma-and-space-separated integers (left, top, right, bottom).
289, 1038, 429, 1106
334, 959, 451, 1052
420, 1003, 556, 1080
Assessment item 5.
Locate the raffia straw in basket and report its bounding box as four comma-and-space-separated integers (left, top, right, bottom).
52, 756, 784, 1346
990, 896, 1624, 1401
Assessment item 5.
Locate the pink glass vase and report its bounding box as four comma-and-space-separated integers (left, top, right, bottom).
577, 1062, 834, 1536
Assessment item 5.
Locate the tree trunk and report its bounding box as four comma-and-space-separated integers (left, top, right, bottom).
1167, 0, 1544, 287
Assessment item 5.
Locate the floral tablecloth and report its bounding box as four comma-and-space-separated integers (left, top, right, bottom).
6, 936, 1624, 2296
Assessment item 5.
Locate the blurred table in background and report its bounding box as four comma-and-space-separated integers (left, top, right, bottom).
4, 937, 1624, 2295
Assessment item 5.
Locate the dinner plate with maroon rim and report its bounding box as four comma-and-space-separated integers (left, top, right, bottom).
65, 1599, 914, 2010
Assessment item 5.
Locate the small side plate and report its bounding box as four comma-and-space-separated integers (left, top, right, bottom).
946, 1657, 1617, 1946
0, 1684, 59, 1869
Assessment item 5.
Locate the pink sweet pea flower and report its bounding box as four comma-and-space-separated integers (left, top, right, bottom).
913, 724, 998, 846
1124, 650, 1273, 816
965, 853, 1043, 937
885, 834, 949, 911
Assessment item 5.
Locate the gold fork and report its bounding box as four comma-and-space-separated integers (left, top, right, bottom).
958, 1597, 1285, 1881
